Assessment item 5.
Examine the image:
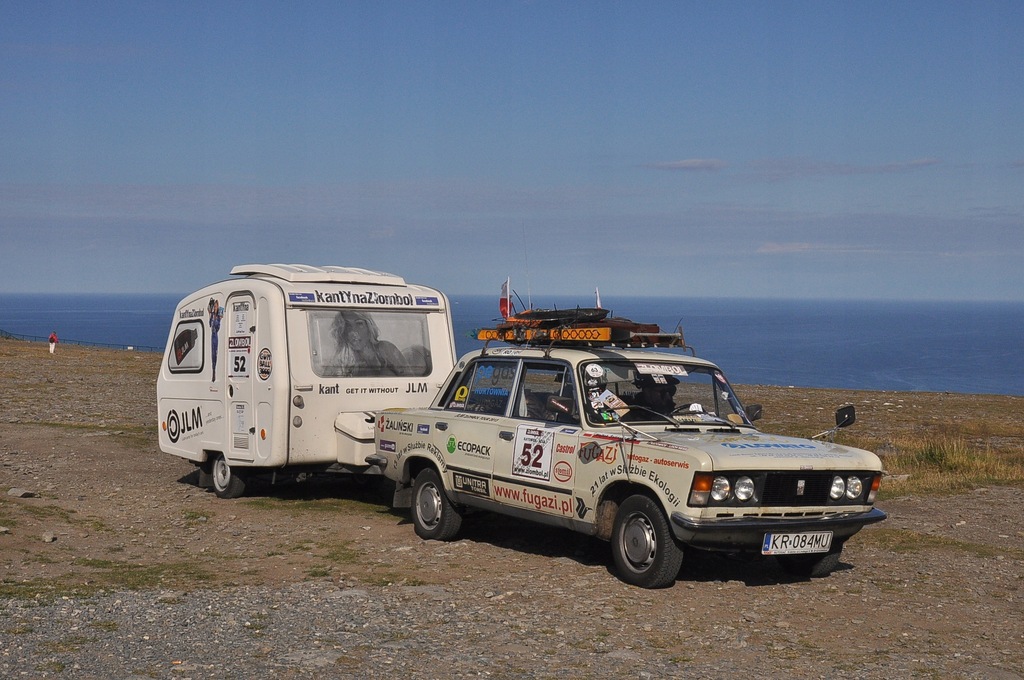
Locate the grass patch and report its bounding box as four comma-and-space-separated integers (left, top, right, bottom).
242, 495, 387, 516
19, 504, 75, 521
871, 528, 1024, 560
40, 634, 94, 654
0, 559, 216, 599
361, 571, 427, 587
182, 510, 211, 528
845, 433, 1024, 497
306, 566, 332, 578
35, 661, 67, 673
3, 624, 34, 634
322, 541, 360, 564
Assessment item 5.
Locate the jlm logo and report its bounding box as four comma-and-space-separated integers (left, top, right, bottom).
166, 406, 203, 444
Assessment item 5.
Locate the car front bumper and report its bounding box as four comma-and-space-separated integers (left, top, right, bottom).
669, 507, 887, 551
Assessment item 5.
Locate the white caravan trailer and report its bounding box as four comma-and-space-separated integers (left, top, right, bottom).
157, 264, 457, 498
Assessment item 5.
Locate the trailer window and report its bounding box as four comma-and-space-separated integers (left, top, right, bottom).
308, 310, 433, 377
167, 320, 205, 373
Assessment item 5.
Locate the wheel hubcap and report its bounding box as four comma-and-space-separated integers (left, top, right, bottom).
416, 484, 441, 528
622, 512, 657, 569
213, 459, 229, 489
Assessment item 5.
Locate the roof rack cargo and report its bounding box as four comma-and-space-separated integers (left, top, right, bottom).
476, 312, 687, 349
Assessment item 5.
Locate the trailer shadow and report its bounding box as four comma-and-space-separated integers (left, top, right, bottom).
175, 469, 396, 509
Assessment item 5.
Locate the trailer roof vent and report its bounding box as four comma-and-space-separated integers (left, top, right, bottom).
230, 264, 407, 286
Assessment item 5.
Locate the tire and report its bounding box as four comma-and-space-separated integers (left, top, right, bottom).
212, 454, 247, 499
610, 494, 684, 588
411, 468, 462, 541
777, 545, 843, 578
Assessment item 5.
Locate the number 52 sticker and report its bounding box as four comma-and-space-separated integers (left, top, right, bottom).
512, 425, 554, 482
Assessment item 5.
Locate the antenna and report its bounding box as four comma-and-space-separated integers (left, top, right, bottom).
522, 222, 532, 309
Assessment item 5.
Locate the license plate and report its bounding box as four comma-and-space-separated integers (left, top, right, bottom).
761, 531, 833, 555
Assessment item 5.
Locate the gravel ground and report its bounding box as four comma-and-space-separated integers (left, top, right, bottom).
1, 340, 1022, 678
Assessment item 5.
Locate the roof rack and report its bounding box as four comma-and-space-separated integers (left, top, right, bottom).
476, 314, 691, 350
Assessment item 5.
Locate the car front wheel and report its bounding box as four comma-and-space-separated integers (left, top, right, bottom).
411, 468, 462, 541
611, 494, 684, 588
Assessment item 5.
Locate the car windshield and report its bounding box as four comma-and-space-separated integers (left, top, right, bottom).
580, 359, 752, 428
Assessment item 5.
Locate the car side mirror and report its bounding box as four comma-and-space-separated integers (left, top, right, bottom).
745, 404, 763, 422
835, 405, 856, 429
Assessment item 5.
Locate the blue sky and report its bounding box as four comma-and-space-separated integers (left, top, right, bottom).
1, 1, 1022, 300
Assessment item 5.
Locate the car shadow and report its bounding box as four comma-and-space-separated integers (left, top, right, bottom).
439, 511, 609, 568
175, 470, 855, 586
390, 508, 855, 586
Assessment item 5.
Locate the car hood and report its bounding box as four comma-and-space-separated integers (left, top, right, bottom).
642, 430, 881, 471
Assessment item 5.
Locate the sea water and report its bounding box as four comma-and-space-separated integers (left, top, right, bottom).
2, 293, 1021, 396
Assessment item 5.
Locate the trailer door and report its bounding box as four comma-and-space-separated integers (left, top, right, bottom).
226, 293, 257, 462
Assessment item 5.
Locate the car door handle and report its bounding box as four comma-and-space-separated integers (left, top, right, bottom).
435, 422, 448, 431
499, 431, 514, 441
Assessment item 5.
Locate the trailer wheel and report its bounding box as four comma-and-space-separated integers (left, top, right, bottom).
212, 454, 246, 499
411, 468, 462, 541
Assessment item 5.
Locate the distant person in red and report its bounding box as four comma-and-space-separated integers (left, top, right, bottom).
48, 331, 58, 355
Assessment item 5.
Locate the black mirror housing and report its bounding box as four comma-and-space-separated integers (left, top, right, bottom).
835, 405, 856, 429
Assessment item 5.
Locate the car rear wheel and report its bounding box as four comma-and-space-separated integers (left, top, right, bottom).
777, 545, 843, 578
212, 454, 246, 499
611, 494, 684, 588
411, 468, 462, 541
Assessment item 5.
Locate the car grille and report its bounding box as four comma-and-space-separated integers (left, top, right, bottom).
761, 472, 833, 506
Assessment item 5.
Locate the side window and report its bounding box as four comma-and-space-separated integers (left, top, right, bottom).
514, 362, 578, 424
444, 359, 518, 416
308, 309, 433, 378
168, 320, 204, 373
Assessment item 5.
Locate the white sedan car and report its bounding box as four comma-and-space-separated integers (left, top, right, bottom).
370, 343, 886, 588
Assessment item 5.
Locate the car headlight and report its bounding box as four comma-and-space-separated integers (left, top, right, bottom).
829, 475, 846, 500
710, 476, 731, 502
845, 475, 864, 500
734, 476, 755, 502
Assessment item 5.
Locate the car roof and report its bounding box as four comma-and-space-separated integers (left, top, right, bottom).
458, 345, 721, 370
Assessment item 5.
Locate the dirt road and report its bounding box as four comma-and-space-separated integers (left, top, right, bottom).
1, 341, 1021, 678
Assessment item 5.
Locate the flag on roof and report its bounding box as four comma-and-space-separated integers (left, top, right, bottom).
499, 278, 511, 319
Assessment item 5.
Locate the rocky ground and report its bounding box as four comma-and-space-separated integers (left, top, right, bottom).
1, 340, 1022, 679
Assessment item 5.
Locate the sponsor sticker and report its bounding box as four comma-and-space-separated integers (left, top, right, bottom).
446, 436, 491, 458
257, 348, 273, 380
453, 472, 490, 497
512, 425, 554, 481
635, 362, 688, 376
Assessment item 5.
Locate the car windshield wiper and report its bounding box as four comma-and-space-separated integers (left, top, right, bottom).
666, 415, 743, 433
